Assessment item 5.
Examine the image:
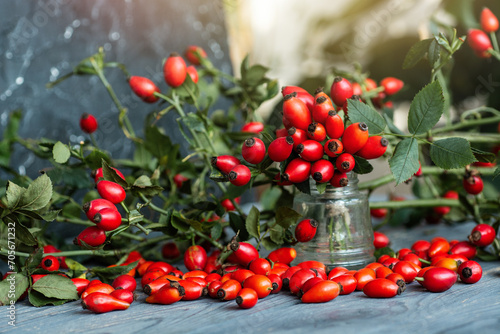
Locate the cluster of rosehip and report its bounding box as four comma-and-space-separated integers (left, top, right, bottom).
467, 7, 499, 58
73, 168, 127, 248
78, 45, 207, 135
211, 76, 404, 188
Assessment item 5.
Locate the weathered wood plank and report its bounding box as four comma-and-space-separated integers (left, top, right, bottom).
1, 222, 499, 334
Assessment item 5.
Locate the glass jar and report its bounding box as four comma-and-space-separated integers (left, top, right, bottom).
292, 172, 374, 270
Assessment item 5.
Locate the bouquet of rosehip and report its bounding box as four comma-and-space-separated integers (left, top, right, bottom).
216, 77, 397, 189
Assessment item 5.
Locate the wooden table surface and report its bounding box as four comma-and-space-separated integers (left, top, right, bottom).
2, 222, 499, 334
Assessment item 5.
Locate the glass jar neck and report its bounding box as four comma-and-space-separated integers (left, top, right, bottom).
309, 172, 360, 197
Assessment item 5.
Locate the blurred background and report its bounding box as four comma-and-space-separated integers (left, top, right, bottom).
1, 0, 499, 196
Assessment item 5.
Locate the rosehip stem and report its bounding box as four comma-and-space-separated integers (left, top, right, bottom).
55, 217, 145, 241
418, 258, 431, 265
192, 229, 224, 250
490, 32, 500, 53
369, 198, 498, 209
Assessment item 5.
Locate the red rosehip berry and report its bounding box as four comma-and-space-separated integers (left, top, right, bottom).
163, 52, 187, 87
242, 137, 266, 164
228, 165, 251, 186
128, 76, 160, 103
185, 45, 207, 65
330, 77, 353, 107
468, 223, 496, 247
80, 113, 98, 134
268, 136, 294, 162
342, 122, 369, 154
481, 7, 499, 33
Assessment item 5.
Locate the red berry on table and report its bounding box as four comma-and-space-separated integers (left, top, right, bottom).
128, 76, 160, 103
468, 223, 496, 247
330, 77, 353, 107
80, 113, 98, 134
363, 278, 401, 298
242, 137, 266, 164
458, 260, 482, 284
228, 164, 251, 186
185, 45, 207, 65
163, 52, 187, 87
236, 288, 258, 309
295, 218, 318, 243
481, 7, 499, 33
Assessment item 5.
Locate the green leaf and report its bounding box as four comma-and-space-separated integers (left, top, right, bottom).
267, 79, 279, 99
229, 212, 249, 241
17, 209, 60, 222
493, 166, 500, 180
240, 54, 250, 80
429, 138, 477, 169
245, 206, 261, 240
269, 225, 284, 245
131, 175, 164, 197
5, 181, 26, 209
65, 258, 88, 278
90, 261, 138, 283
3, 109, 22, 141
0, 273, 29, 306
275, 206, 302, 229
383, 114, 404, 135
471, 147, 497, 163
46, 166, 94, 189
260, 236, 279, 251
243, 64, 269, 87
428, 39, 440, 67
19, 173, 52, 211
101, 159, 129, 188
52, 141, 71, 164
170, 213, 191, 232
26, 248, 44, 274
32, 275, 78, 300
475, 248, 498, 261
3, 215, 37, 246
403, 38, 433, 69
209, 169, 229, 182
408, 81, 444, 135
84, 149, 111, 170
144, 125, 178, 161
294, 178, 311, 195
183, 113, 205, 132
353, 156, 374, 174
28, 290, 71, 307
210, 223, 223, 241
346, 99, 386, 135
389, 137, 420, 185
315, 182, 328, 194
